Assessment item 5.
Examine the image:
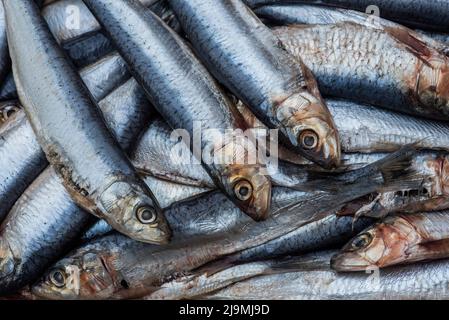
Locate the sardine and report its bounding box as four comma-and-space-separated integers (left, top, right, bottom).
206, 250, 449, 300
62, 32, 114, 68
0, 53, 134, 224
84, 0, 272, 221
274, 23, 449, 120
332, 211, 449, 271
42, 0, 174, 45
168, 0, 341, 169
244, 0, 449, 32
5, 0, 171, 244
254, 4, 449, 55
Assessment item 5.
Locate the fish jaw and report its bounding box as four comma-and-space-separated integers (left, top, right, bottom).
276, 92, 341, 169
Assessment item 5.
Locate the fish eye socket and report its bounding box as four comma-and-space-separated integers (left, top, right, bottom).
135, 206, 158, 225
234, 180, 253, 202
49, 269, 67, 288
300, 130, 318, 149
349, 233, 373, 251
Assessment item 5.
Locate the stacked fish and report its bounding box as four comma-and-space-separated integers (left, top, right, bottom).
0, 0, 449, 300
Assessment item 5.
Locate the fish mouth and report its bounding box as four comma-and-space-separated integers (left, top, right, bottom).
330, 252, 373, 272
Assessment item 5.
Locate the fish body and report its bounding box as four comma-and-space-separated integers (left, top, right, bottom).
275, 23, 449, 120
84, 0, 272, 221
169, 0, 341, 169
5, 0, 170, 244
0, 78, 152, 294
207, 250, 449, 300
332, 211, 449, 271
244, 0, 449, 31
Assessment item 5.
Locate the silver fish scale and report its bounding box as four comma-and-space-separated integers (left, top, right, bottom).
208, 254, 449, 299
327, 100, 449, 152
275, 24, 421, 114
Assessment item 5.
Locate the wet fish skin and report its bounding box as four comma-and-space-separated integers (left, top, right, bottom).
62, 32, 114, 68
0, 73, 16, 101
206, 250, 449, 300
0, 78, 154, 295
0, 111, 48, 222
5, 0, 170, 244
229, 214, 373, 263
0, 52, 135, 225
274, 23, 449, 120
0, 2, 9, 85
169, 0, 341, 169
42, 0, 173, 45
327, 100, 449, 153
244, 0, 449, 31
84, 0, 272, 222
332, 211, 449, 271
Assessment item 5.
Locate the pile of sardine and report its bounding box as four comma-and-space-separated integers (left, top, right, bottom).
1, 0, 449, 300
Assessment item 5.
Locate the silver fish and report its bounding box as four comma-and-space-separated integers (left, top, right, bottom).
274, 23, 449, 120
5, 0, 170, 244
0, 78, 153, 295
207, 250, 449, 300
84, 0, 272, 221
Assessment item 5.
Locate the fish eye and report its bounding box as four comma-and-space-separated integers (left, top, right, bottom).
49, 269, 67, 288
234, 179, 253, 202
300, 130, 318, 149
349, 233, 373, 251
135, 206, 158, 225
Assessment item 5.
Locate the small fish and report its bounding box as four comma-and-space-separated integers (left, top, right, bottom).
30, 151, 419, 299
332, 211, 449, 271
206, 250, 449, 300
244, 0, 449, 31
84, 0, 272, 221
5, 0, 171, 244
169, 0, 341, 169
274, 22, 449, 120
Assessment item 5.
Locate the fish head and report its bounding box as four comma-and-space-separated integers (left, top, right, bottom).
417, 59, 449, 118
0, 240, 15, 280
99, 180, 172, 244
331, 217, 417, 272
32, 252, 116, 300
276, 92, 341, 169
223, 164, 272, 221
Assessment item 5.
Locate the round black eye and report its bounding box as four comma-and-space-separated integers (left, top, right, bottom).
234, 180, 253, 201
136, 206, 158, 224
349, 233, 373, 251
49, 269, 66, 288
300, 130, 318, 149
